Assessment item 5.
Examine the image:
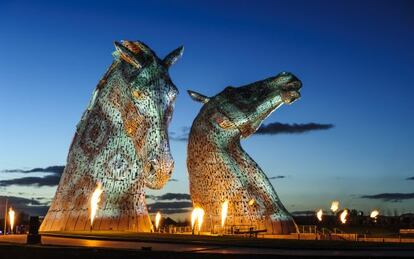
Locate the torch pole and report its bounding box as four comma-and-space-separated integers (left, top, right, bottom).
3, 198, 8, 235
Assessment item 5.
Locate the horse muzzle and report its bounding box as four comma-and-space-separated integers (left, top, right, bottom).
281, 90, 301, 104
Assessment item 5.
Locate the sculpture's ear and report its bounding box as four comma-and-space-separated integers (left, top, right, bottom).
163, 46, 184, 68
114, 41, 148, 68
187, 90, 210, 104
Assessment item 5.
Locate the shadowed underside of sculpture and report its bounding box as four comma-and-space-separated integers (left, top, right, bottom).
40, 40, 183, 232
187, 72, 302, 234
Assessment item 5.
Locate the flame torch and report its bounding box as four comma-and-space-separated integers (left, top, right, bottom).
191, 207, 205, 234
221, 200, 228, 228
8, 208, 15, 234
316, 209, 323, 222
330, 201, 339, 213
370, 210, 379, 219
340, 209, 348, 224
90, 183, 103, 227
155, 212, 161, 231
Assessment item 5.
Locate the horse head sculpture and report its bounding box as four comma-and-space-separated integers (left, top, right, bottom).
187, 72, 301, 234
40, 40, 183, 232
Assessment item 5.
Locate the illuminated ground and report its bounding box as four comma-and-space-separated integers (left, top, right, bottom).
1, 233, 414, 258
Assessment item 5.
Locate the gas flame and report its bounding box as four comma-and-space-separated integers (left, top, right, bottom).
191, 208, 198, 230
316, 209, 323, 221
370, 210, 379, 219
90, 183, 103, 226
8, 207, 15, 233
330, 201, 339, 213
340, 209, 348, 224
191, 207, 205, 232
155, 212, 161, 230
221, 200, 228, 227
197, 208, 204, 232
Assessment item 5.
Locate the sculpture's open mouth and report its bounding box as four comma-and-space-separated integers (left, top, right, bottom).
281, 90, 301, 104
281, 80, 302, 104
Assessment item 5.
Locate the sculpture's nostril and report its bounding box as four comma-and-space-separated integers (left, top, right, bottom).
290, 91, 300, 98
147, 160, 156, 174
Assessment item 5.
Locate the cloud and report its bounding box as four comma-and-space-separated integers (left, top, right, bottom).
147, 201, 192, 214
2, 166, 65, 174
147, 193, 191, 201
170, 123, 334, 140
406, 177, 414, 181
0, 175, 61, 187
0, 196, 50, 216
169, 127, 190, 141
360, 193, 414, 202
255, 122, 334, 135
0, 165, 64, 187
269, 175, 286, 180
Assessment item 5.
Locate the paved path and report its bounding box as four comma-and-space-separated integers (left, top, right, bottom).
1, 234, 414, 257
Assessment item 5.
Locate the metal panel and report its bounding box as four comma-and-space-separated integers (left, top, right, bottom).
40, 41, 183, 232
187, 72, 302, 234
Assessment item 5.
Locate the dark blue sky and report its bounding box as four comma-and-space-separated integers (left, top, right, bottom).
0, 0, 413, 216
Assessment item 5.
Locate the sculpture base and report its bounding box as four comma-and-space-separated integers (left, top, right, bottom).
40, 210, 152, 232
265, 218, 297, 234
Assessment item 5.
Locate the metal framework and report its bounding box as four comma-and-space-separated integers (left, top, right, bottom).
40, 40, 183, 232
187, 72, 302, 234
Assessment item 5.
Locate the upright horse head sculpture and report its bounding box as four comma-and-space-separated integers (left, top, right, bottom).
187, 72, 301, 234
40, 40, 183, 232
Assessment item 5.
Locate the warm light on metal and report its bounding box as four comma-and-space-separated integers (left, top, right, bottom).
198, 209, 204, 232
155, 212, 161, 230
40, 41, 183, 232
316, 209, 323, 222
191, 208, 197, 230
340, 209, 348, 224
8, 207, 15, 233
221, 200, 229, 227
90, 183, 103, 226
330, 201, 339, 213
187, 72, 302, 234
370, 210, 379, 219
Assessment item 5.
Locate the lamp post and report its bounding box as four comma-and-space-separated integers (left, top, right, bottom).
3, 198, 7, 235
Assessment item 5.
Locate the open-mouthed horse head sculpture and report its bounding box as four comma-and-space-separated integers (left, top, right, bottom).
40, 40, 183, 232
187, 72, 301, 234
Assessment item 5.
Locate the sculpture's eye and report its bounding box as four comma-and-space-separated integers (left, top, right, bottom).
132, 90, 145, 100
216, 116, 234, 129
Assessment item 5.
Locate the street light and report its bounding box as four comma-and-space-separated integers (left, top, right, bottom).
3, 198, 7, 235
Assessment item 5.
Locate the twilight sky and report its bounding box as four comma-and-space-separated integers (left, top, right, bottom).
0, 0, 413, 219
